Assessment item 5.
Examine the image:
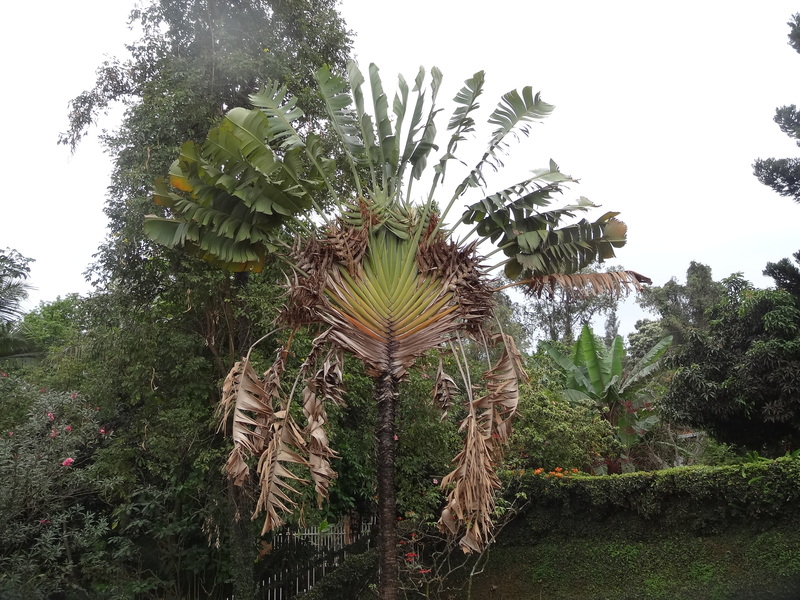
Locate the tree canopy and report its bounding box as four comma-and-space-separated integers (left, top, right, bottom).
753, 13, 800, 203
636, 261, 725, 348
664, 256, 800, 453
48, 2, 354, 598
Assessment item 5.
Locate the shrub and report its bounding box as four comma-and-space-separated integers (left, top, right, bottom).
0, 378, 119, 598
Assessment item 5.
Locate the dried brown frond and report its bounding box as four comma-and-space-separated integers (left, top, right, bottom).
418, 238, 495, 335
302, 380, 339, 508
325, 220, 369, 272
438, 413, 501, 553
254, 410, 310, 534
314, 347, 346, 406
476, 333, 527, 454
522, 270, 652, 300
217, 358, 274, 485
438, 333, 527, 553
217, 341, 323, 533
433, 356, 460, 419
281, 236, 334, 327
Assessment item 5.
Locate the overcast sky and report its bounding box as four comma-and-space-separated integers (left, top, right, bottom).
3, 1, 800, 336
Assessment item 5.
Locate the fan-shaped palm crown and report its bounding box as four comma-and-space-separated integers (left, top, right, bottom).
145, 62, 647, 553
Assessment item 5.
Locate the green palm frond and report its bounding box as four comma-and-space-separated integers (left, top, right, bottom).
315, 65, 366, 189
453, 87, 554, 200
248, 81, 305, 151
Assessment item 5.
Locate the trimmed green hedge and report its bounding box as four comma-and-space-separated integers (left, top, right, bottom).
502, 456, 800, 540
462, 458, 800, 599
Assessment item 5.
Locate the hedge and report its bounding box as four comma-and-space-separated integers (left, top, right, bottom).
460, 457, 800, 599
500, 456, 800, 540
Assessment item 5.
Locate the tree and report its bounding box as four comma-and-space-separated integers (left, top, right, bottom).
144, 62, 647, 598
637, 261, 725, 347
664, 261, 800, 454
541, 324, 671, 471
59, 2, 353, 598
61, 0, 352, 305
0, 249, 32, 323
753, 13, 800, 203
764, 249, 800, 296
0, 249, 37, 360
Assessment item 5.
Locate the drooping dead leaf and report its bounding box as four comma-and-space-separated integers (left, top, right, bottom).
520, 270, 651, 300
254, 409, 310, 534
438, 333, 527, 553
433, 356, 460, 419
302, 352, 342, 507
217, 357, 273, 485
478, 333, 527, 453
438, 412, 501, 553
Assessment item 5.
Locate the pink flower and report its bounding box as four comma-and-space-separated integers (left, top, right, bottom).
47, 412, 55, 421
7, 431, 12, 437
39, 519, 50, 524
40, 388, 46, 393
65, 426, 72, 433
433, 478, 439, 485
61, 458, 74, 467
1, 372, 7, 377
393, 435, 399, 441
99, 427, 106, 435
70, 393, 77, 399
50, 429, 58, 438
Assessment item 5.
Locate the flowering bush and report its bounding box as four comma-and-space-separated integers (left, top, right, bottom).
0, 379, 117, 597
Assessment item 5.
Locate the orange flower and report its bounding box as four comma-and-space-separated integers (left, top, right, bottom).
555, 472, 564, 478
534, 468, 544, 475
554, 467, 564, 472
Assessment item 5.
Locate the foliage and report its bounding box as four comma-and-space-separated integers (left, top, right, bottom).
627, 317, 667, 363
296, 548, 379, 600
764, 249, 800, 296
502, 454, 800, 539
468, 527, 800, 599
55, 2, 354, 598
0, 249, 37, 360
457, 456, 800, 598
0, 380, 118, 599
541, 324, 671, 466
636, 261, 725, 347
505, 354, 620, 472
753, 13, 800, 203
665, 259, 800, 453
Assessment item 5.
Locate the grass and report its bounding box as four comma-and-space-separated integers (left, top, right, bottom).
461, 526, 800, 600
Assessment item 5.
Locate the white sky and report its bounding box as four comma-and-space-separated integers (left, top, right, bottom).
3, 1, 800, 336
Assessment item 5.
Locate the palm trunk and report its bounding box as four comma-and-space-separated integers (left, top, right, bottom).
375, 371, 400, 600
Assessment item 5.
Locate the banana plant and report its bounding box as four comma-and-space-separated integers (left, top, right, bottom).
541, 324, 671, 453
144, 61, 648, 598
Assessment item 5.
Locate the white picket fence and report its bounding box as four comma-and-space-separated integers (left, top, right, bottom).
225, 516, 376, 600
